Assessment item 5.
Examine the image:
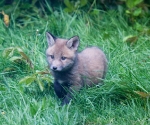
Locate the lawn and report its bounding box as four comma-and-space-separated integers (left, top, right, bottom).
0, 10, 150, 125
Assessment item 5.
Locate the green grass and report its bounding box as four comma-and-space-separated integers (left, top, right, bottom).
0, 9, 150, 125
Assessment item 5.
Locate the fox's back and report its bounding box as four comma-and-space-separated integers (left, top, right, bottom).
77, 47, 107, 86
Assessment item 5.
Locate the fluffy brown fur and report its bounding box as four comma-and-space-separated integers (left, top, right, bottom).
46, 32, 107, 105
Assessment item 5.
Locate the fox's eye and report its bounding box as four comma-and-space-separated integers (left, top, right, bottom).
61, 56, 66, 60
50, 55, 54, 59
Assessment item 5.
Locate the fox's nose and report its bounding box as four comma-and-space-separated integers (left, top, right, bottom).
53, 66, 57, 70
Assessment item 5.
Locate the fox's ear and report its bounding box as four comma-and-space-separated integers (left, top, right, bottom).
46, 32, 56, 46
66, 36, 79, 50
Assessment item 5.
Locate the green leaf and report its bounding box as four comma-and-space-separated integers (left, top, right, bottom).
123, 35, 138, 43
90, 9, 100, 16
35, 70, 50, 75
134, 91, 150, 98
41, 98, 47, 110
125, 10, 131, 14
0, 85, 6, 91
16, 47, 33, 68
9, 56, 22, 62
19, 75, 36, 85
134, 22, 143, 31
134, 0, 143, 6
133, 8, 142, 16
31, 0, 38, 5
37, 79, 44, 91
126, 0, 134, 8
41, 77, 53, 83
80, 0, 87, 7
63, 8, 74, 13
3, 67, 15, 72
2, 47, 15, 58
126, 0, 143, 8
30, 102, 38, 117
64, 0, 74, 9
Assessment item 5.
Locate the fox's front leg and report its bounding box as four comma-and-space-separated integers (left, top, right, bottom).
62, 83, 82, 105
54, 80, 67, 98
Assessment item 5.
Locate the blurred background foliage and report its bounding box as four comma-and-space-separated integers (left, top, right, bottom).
0, 0, 150, 27
0, 0, 150, 37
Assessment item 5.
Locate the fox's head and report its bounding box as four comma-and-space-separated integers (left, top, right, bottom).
46, 32, 79, 72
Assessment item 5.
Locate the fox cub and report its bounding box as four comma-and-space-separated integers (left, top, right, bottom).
46, 32, 107, 105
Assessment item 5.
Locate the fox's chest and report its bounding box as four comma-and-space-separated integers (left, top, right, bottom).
53, 69, 81, 86
55, 74, 80, 86
55, 74, 69, 84
57, 79, 65, 84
